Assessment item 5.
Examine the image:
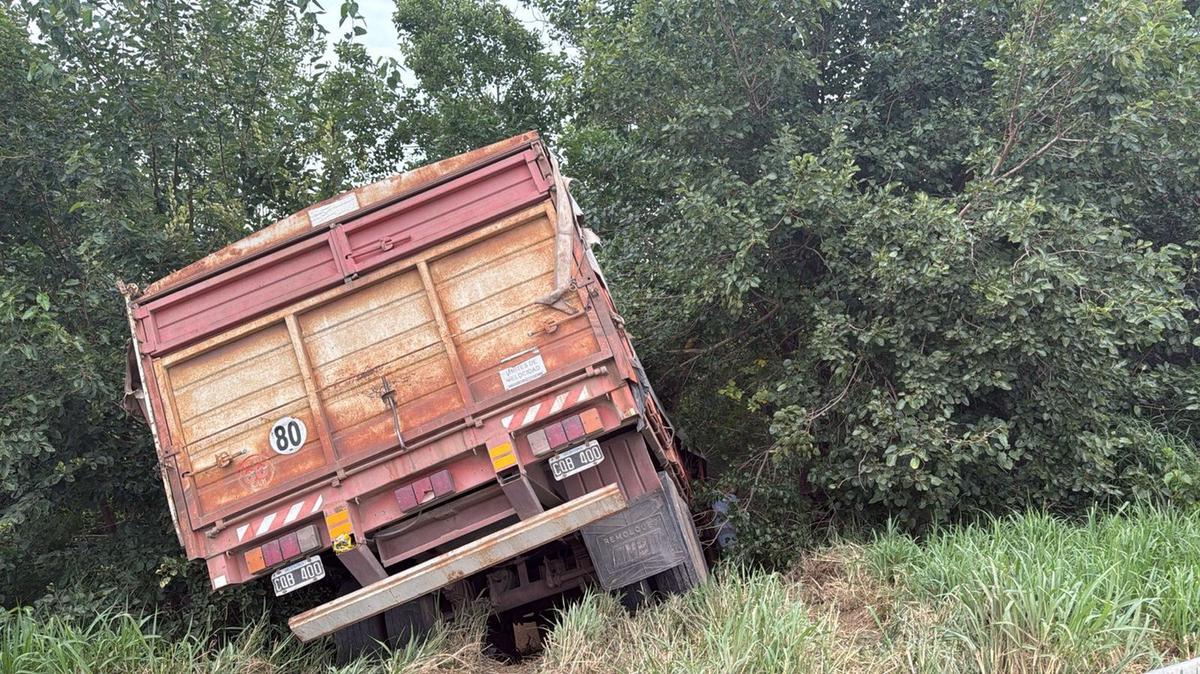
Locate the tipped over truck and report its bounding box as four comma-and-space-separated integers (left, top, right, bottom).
121, 132, 707, 659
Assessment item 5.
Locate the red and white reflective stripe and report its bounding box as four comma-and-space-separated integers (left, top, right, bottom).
500, 383, 592, 432
235, 493, 324, 543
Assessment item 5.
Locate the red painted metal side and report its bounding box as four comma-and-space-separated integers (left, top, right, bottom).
136, 146, 550, 356
337, 150, 550, 277
140, 133, 543, 299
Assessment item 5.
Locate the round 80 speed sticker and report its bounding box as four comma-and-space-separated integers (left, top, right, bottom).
269, 416, 307, 455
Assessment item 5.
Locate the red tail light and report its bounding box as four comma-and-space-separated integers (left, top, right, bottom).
527, 408, 604, 456
244, 524, 321, 575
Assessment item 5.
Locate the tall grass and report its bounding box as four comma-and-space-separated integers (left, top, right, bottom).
539, 566, 843, 674
0, 608, 321, 673
0, 603, 491, 674
4, 504, 1197, 674
865, 503, 1200, 673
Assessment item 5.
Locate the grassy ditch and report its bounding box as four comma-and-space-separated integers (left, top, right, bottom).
2, 504, 1197, 674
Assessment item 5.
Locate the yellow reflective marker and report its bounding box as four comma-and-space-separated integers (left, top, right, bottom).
488, 441, 517, 471
325, 506, 355, 553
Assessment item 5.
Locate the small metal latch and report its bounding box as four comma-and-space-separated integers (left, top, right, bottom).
347, 235, 411, 263
192, 447, 247, 475
378, 235, 410, 251
380, 375, 407, 452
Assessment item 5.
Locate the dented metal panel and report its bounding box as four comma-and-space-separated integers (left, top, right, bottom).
428, 207, 599, 403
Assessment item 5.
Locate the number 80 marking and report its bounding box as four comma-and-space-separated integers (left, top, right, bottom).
269, 416, 307, 455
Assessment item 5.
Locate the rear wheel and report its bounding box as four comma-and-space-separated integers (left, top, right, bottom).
649, 559, 702, 595
332, 614, 387, 665
383, 594, 438, 648
330, 583, 438, 664
616, 578, 653, 610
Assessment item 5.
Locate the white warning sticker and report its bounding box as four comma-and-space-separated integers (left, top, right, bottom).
308, 193, 360, 227
499, 354, 547, 391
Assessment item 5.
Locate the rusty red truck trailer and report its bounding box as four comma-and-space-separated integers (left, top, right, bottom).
122, 131, 707, 657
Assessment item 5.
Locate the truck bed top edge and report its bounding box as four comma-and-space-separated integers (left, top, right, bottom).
137, 132, 542, 303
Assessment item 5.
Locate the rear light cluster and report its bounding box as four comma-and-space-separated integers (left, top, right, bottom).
245, 524, 321, 575
395, 468, 455, 512
527, 408, 604, 456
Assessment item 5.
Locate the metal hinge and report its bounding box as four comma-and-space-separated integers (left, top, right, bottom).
379, 375, 407, 452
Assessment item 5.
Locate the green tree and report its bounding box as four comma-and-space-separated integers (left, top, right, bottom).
393, 0, 566, 160
536, 0, 1200, 549
0, 0, 402, 613
5, 0, 1199, 610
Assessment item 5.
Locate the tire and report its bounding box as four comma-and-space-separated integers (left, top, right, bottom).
331, 584, 437, 664
649, 560, 702, 595
332, 614, 387, 665
616, 578, 653, 611
383, 594, 438, 648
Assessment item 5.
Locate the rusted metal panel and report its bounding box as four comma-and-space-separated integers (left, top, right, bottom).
148, 201, 615, 527
161, 323, 329, 516
428, 206, 599, 403
335, 149, 549, 277
136, 233, 348, 355
288, 484, 627, 642
295, 269, 465, 459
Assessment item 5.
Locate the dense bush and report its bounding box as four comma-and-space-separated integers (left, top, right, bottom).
544, 0, 1200, 545
0, 0, 407, 615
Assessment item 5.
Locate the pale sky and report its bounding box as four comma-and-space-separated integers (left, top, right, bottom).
317, 0, 559, 71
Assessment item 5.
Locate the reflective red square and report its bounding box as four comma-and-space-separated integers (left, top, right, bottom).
261, 539, 283, 567
279, 532, 301, 560
562, 415, 585, 441
544, 421, 568, 448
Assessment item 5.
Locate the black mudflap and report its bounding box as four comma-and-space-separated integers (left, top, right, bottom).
581, 472, 705, 590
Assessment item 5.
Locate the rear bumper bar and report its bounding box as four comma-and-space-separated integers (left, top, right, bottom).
288, 484, 628, 642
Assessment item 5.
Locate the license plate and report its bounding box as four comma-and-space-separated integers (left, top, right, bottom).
549, 440, 604, 481
271, 555, 325, 596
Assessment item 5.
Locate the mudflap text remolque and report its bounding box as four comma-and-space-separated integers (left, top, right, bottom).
581, 478, 690, 590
